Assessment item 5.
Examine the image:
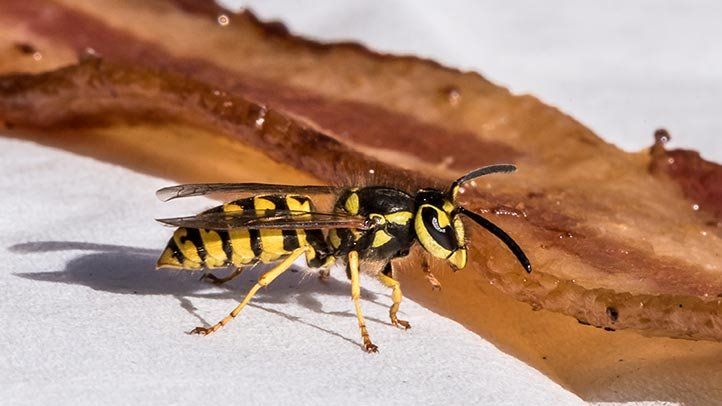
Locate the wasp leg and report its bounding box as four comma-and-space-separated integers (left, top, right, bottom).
348, 251, 378, 353
378, 262, 411, 330
421, 256, 442, 291
190, 248, 306, 336
424, 273, 442, 291
318, 256, 335, 281
200, 267, 244, 285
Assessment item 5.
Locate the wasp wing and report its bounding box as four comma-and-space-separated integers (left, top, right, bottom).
156, 210, 369, 231
156, 183, 345, 202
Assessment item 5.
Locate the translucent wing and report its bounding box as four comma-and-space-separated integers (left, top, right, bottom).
156, 183, 345, 202
156, 210, 370, 231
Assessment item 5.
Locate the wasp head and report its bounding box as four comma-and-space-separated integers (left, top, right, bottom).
414, 164, 532, 274
414, 189, 467, 270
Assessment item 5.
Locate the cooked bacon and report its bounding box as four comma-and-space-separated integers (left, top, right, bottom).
1, 0, 721, 400
650, 129, 722, 220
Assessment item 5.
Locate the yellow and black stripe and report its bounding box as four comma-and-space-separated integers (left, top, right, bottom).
157, 194, 328, 270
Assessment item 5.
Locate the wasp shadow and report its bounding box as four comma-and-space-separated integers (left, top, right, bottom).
10, 241, 389, 348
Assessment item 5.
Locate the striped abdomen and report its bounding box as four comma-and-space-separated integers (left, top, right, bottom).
156, 194, 328, 270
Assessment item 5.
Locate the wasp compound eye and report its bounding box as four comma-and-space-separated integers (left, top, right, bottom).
415, 204, 459, 260
421, 206, 455, 251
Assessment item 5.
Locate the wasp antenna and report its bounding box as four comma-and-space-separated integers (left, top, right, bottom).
449, 164, 517, 201
457, 206, 532, 273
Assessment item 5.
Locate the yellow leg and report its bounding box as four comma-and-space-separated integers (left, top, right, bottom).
348, 251, 378, 353
190, 248, 306, 336
377, 272, 411, 330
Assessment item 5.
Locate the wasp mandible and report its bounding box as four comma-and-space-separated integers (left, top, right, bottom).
156, 164, 531, 352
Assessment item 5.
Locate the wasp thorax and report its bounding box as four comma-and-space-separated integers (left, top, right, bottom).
414, 190, 467, 270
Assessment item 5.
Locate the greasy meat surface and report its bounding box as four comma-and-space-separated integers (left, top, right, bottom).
1, 0, 721, 402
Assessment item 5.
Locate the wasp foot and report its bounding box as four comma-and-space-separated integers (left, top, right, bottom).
199, 273, 225, 285
391, 317, 411, 330
200, 267, 244, 285
392, 319, 411, 330
425, 273, 442, 291
189, 326, 215, 335
363, 339, 379, 353
358, 323, 378, 353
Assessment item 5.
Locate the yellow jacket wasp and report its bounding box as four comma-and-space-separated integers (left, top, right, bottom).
156, 164, 531, 352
